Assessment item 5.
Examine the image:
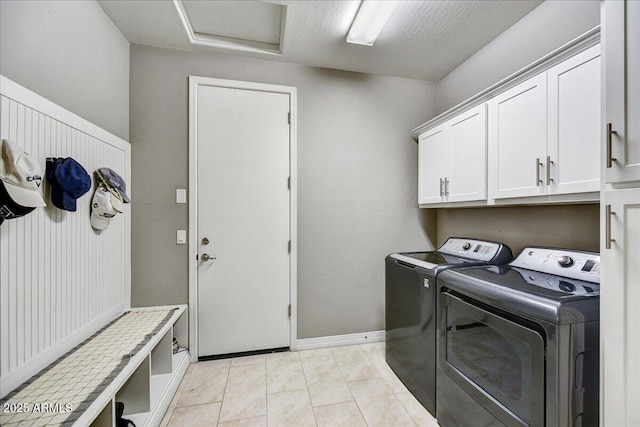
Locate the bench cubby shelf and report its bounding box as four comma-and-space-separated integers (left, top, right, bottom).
81, 305, 189, 427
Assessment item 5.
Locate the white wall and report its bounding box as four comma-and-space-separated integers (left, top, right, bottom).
0, 0, 130, 141
129, 45, 437, 339
436, 0, 601, 114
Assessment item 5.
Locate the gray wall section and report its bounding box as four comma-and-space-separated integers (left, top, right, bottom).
436, 0, 601, 114
129, 45, 437, 339
434, 0, 602, 257
437, 204, 600, 255
0, 0, 130, 141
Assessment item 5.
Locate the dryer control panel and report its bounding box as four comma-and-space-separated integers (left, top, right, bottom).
510, 247, 600, 284
438, 238, 512, 263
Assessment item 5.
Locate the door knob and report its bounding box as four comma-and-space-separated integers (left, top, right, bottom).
201, 253, 216, 262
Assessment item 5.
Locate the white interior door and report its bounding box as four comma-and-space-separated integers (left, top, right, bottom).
196, 84, 291, 357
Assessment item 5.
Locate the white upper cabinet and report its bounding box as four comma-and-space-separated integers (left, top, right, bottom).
448, 104, 487, 202
418, 124, 448, 204
488, 45, 601, 200
488, 73, 547, 199
418, 104, 487, 205
414, 30, 600, 207
547, 45, 601, 194
604, 0, 640, 183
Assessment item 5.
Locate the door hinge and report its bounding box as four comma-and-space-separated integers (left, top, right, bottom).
287, 176, 291, 189
288, 304, 292, 318
196, 254, 199, 261
288, 240, 291, 253
288, 112, 291, 124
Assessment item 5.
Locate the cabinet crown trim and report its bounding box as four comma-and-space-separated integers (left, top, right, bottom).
412, 26, 600, 140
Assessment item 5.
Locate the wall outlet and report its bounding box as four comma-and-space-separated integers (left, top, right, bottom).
177, 230, 186, 245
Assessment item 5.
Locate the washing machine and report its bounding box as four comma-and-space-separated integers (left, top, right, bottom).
385, 237, 513, 416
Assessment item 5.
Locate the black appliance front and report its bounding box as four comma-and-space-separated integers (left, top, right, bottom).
438, 291, 545, 427
385, 258, 437, 415
385, 238, 513, 417
436, 247, 600, 427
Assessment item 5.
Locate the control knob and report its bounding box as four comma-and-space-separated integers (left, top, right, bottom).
462, 242, 471, 250
558, 255, 574, 268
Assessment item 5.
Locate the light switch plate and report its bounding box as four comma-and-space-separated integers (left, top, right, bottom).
176, 189, 187, 204
177, 230, 187, 244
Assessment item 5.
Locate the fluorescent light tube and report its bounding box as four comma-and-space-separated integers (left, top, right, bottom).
347, 0, 399, 46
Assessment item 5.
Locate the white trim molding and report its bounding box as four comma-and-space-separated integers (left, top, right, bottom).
412, 26, 601, 139
173, 0, 286, 56
188, 76, 298, 362
296, 330, 385, 351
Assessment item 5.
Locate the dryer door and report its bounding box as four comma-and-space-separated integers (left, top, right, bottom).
439, 291, 545, 427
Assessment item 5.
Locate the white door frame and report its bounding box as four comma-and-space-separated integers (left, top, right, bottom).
188, 76, 297, 362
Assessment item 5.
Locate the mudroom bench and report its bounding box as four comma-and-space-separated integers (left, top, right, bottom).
0, 305, 189, 427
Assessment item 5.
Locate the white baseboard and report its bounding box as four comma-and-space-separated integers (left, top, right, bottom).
294, 330, 385, 351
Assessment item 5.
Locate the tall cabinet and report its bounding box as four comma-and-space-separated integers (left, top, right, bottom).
601, 1, 640, 426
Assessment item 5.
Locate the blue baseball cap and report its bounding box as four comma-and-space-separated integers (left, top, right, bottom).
46, 157, 91, 212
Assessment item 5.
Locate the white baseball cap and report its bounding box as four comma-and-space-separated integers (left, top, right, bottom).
0, 139, 46, 207
90, 186, 118, 230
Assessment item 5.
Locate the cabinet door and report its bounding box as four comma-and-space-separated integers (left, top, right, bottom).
547, 45, 601, 194
488, 73, 547, 199
448, 104, 487, 202
601, 188, 640, 427
604, 0, 640, 183
418, 126, 449, 204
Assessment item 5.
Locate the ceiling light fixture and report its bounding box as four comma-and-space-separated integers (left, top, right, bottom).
347, 0, 399, 46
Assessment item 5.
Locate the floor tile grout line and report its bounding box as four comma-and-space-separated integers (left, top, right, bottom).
215, 360, 234, 425
300, 350, 329, 427
334, 347, 371, 427
264, 357, 268, 427
290, 351, 321, 427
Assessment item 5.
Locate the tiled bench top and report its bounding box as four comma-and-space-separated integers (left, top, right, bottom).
1, 309, 175, 427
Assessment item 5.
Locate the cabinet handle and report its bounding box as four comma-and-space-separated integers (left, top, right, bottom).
535, 158, 543, 186
605, 204, 616, 249
439, 178, 444, 196
444, 178, 449, 196
546, 156, 554, 185
607, 123, 618, 168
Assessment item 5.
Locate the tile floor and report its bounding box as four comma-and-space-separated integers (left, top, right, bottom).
160, 342, 440, 427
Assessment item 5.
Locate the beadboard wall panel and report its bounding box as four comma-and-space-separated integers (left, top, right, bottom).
0, 76, 131, 397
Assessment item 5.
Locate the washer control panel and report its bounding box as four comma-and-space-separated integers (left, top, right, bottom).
438, 238, 509, 262
510, 247, 600, 284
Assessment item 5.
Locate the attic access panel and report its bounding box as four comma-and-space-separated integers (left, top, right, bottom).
176, 0, 286, 55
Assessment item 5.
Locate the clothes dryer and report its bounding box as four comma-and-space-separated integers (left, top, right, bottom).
436, 247, 600, 427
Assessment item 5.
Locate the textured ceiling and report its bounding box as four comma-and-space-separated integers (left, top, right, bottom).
98, 0, 543, 81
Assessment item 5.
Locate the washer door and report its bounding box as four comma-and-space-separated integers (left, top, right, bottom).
439, 291, 545, 427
